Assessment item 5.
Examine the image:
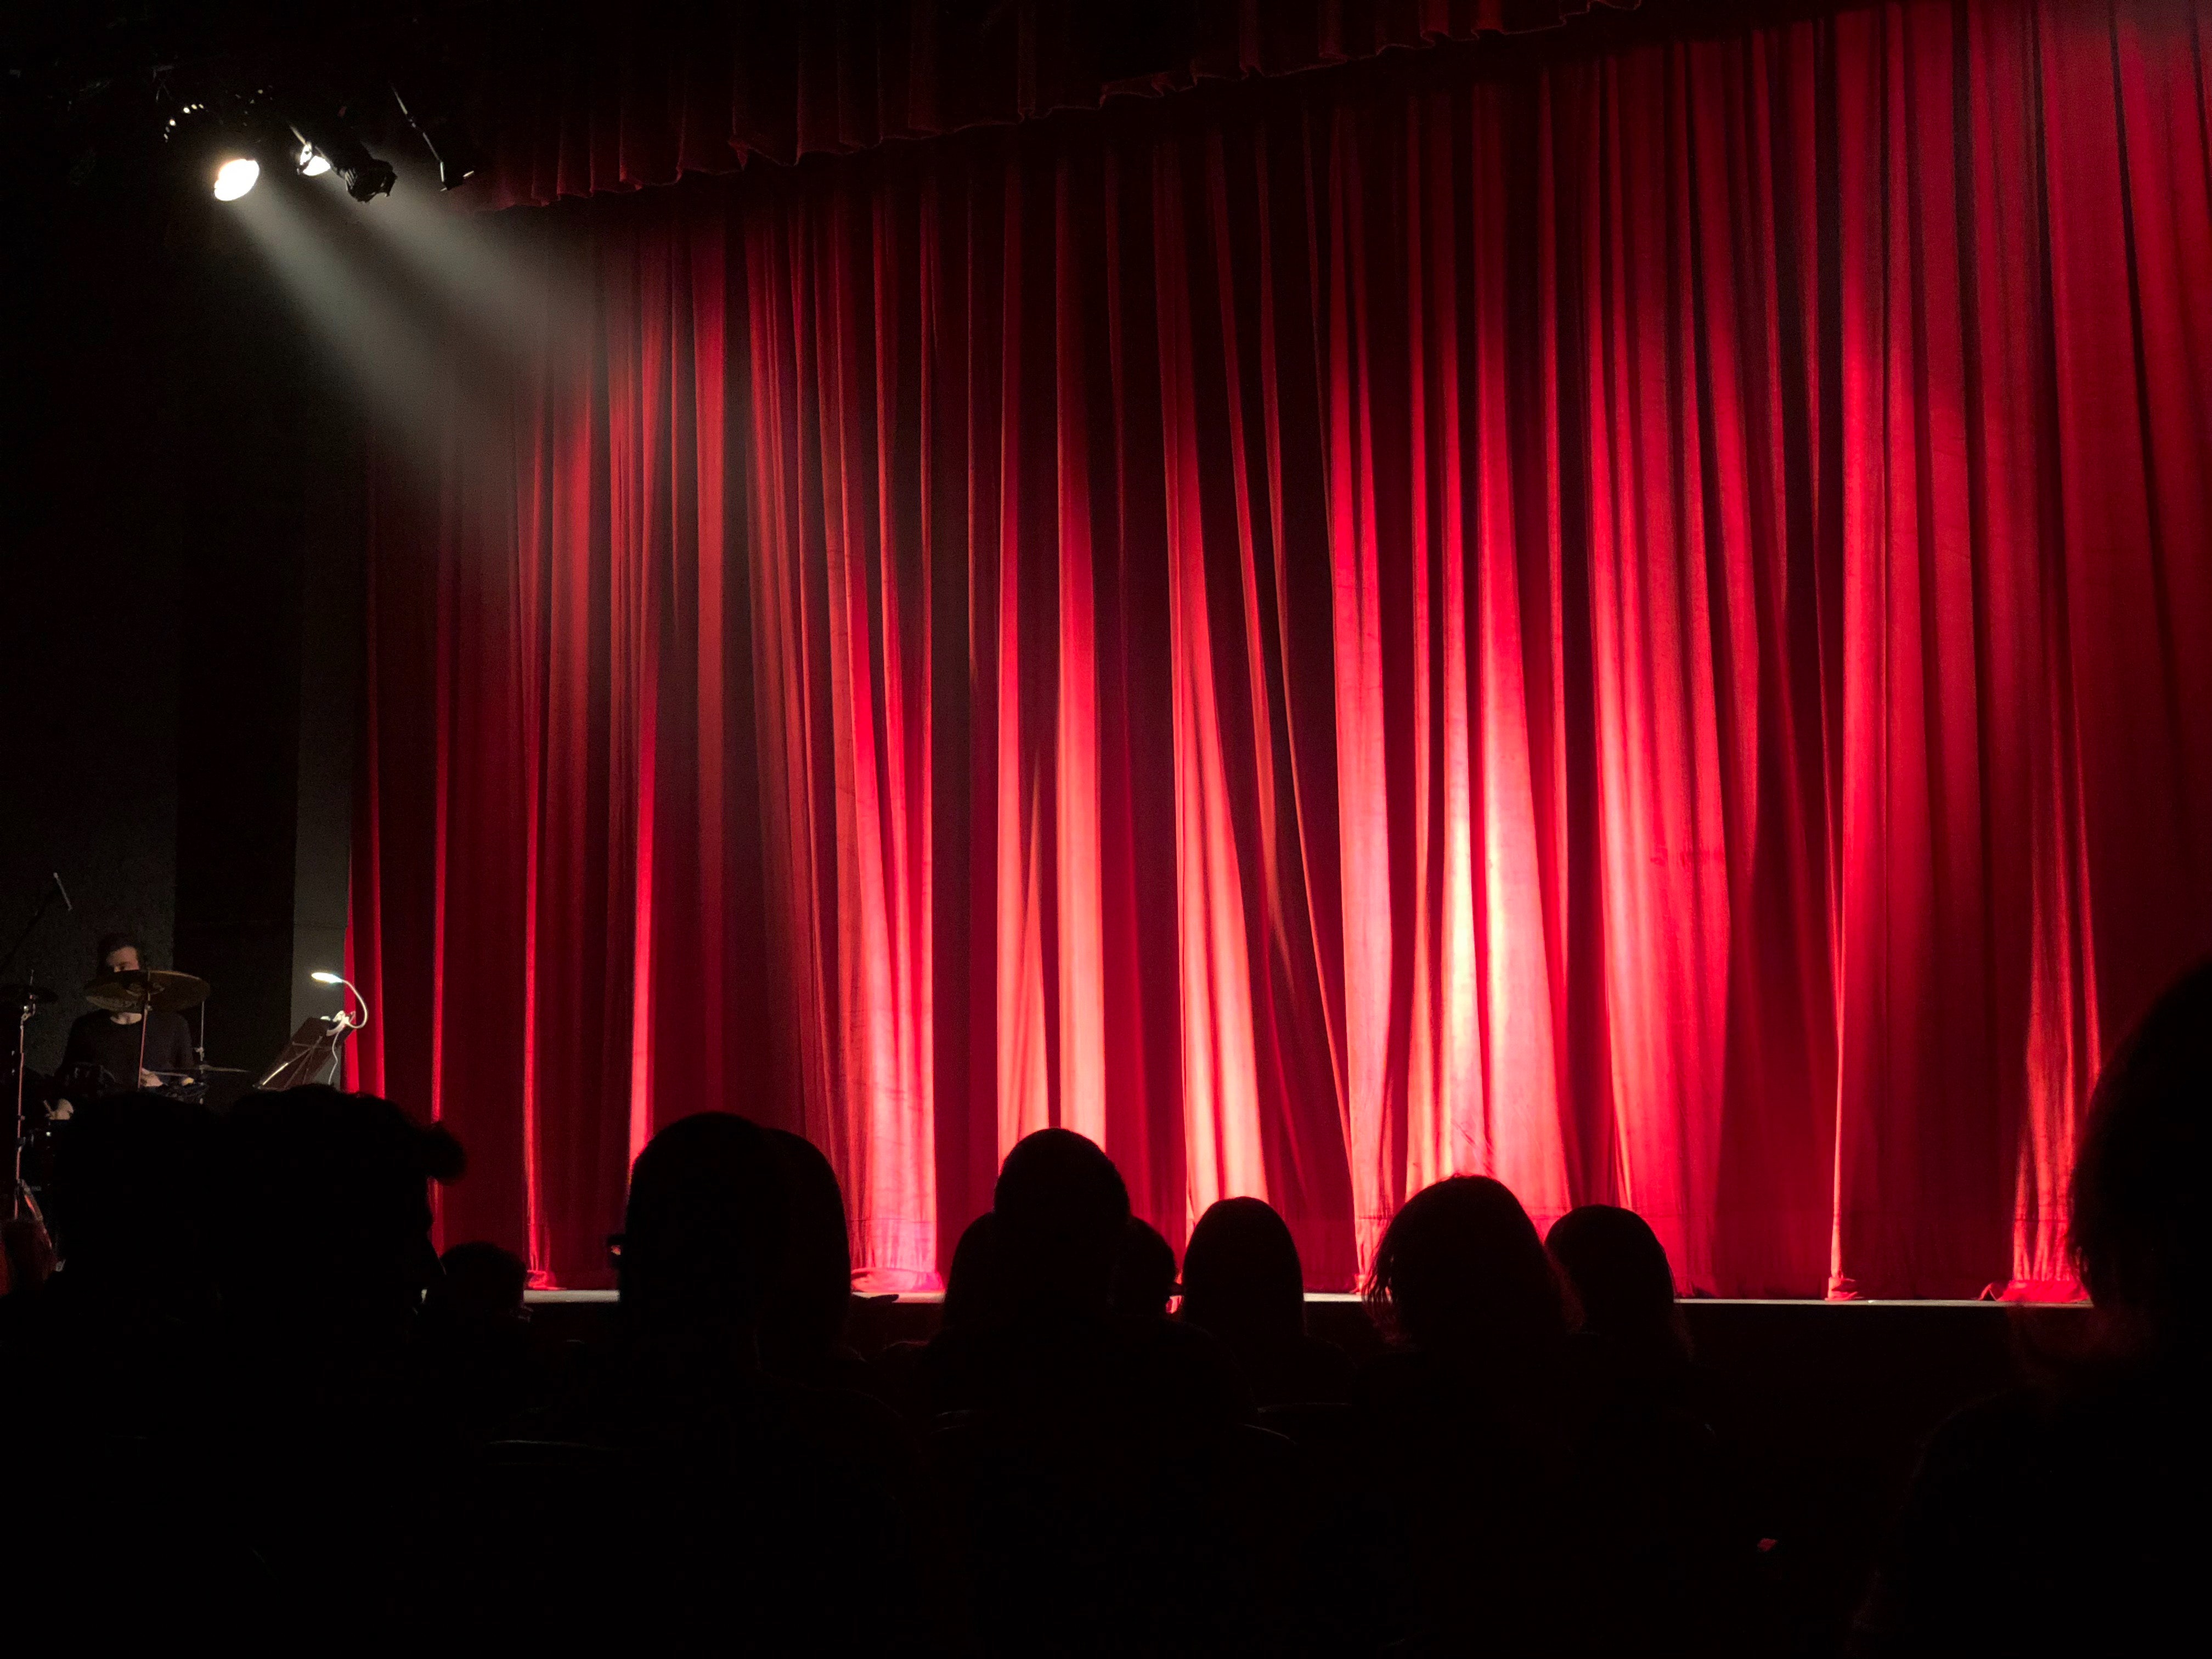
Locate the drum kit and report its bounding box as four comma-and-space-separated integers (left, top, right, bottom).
1, 861, 372, 1222
4, 967, 255, 1225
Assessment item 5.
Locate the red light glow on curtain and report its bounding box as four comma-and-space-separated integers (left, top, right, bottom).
347, 0, 2212, 1296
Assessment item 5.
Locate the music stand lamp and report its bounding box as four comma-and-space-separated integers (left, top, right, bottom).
257, 972, 369, 1090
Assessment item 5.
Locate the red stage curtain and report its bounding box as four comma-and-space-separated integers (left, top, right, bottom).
471, 0, 1632, 210
349, 0, 2212, 1295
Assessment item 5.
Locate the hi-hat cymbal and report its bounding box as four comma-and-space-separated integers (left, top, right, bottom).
1, 982, 57, 1008
84, 968, 210, 1015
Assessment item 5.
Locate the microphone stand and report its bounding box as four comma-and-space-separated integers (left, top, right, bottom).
0, 874, 67, 984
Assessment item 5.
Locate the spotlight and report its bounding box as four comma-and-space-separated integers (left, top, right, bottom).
298, 142, 331, 177
343, 156, 398, 203
212, 156, 260, 200
165, 93, 275, 202
288, 117, 397, 203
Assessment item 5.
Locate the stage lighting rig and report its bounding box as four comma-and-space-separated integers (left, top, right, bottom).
153, 62, 398, 205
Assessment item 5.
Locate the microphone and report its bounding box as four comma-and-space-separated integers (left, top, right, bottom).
52, 872, 71, 911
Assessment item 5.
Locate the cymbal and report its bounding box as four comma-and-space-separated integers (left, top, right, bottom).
1, 983, 57, 1008
84, 968, 210, 1015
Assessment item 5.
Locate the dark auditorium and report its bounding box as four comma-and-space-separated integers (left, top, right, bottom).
5, 1, 2209, 1652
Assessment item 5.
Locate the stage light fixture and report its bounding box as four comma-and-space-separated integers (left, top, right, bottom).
288, 118, 397, 203
212, 156, 261, 200
344, 156, 399, 202
311, 971, 342, 984
298, 142, 331, 177
166, 95, 274, 203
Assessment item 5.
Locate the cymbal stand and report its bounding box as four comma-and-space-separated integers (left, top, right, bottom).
9, 981, 46, 1228
134, 980, 155, 1088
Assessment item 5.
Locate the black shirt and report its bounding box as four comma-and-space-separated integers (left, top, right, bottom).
60, 1008, 195, 1093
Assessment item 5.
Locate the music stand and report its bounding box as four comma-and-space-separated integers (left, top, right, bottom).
257, 1019, 349, 1091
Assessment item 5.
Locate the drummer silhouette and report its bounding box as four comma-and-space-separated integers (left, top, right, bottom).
55, 934, 198, 1112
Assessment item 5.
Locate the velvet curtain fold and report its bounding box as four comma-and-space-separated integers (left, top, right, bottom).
350, 0, 2212, 1295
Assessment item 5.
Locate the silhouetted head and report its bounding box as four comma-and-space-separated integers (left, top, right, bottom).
760, 1128, 853, 1373
46, 1092, 221, 1295
1181, 1197, 1306, 1349
1109, 1216, 1178, 1321
992, 1128, 1130, 1316
619, 1112, 787, 1340
1547, 1204, 1688, 1362
2071, 961, 2212, 1350
427, 1240, 528, 1326
217, 1086, 464, 1336
1365, 1176, 1567, 1358
943, 1211, 1009, 1334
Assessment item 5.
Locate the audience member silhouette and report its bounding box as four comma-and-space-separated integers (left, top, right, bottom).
875, 1209, 1005, 1424
928, 1128, 1238, 1423
922, 1130, 1261, 1654
613, 1110, 785, 1344
1109, 1214, 1178, 1321
1178, 1197, 1369, 1650
1367, 1175, 1568, 1359
428, 1238, 529, 1324
994, 1127, 1129, 1317
215, 1085, 463, 1348
205, 1087, 465, 1633
941, 1209, 1011, 1336
1180, 1195, 1355, 1407
4, 1093, 281, 1646
1549, 1203, 1756, 1654
419, 1239, 534, 1447
760, 1126, 869, 1390
33, 1091, 223, 1361
1547, 1203, 1690, 1365
925, 1127, 1130, 1415
1855, 961, 2212, 1657
540, 1111, 910, 1651
1359, 1175, 1598, 1655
